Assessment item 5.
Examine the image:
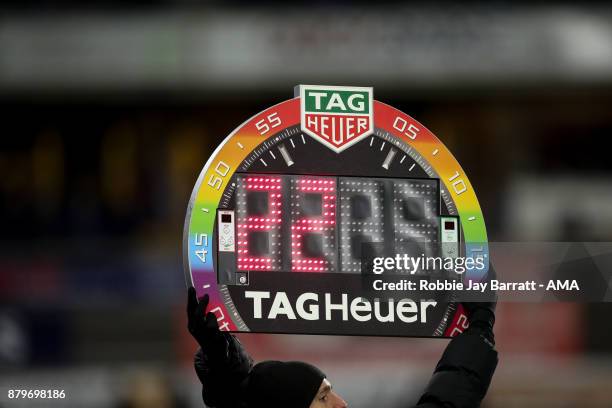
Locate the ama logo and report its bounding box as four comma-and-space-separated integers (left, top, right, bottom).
295, 85, 374, 153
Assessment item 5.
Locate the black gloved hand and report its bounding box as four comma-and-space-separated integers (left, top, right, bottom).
463, 302, 496, 338
188, 287, 253, 408
462, 263, 498, 343
187, 286, 227, 360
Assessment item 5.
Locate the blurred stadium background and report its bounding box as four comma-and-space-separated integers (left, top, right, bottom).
2, 2, 612, 407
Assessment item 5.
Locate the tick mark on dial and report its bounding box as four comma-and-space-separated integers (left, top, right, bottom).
380, 141, 386, 151
260, 158, 268, 167
237, 142, 244, 149
278, 144, 294, 167
301, 134, 306, 144
269, 151, 276, 159
408, 163, 416, 172
400, 154, 407, 164
432, 149, 439, 156
382, 148, 397, 170
290, 138, 296, 148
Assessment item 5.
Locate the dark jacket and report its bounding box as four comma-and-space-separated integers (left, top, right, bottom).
195, 328, 497, 408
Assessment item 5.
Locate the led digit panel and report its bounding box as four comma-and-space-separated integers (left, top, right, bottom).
290, 176, 337, 273
235, 175, 283, 271
184, 85, 489, 338
339, 177, 385, 273
392, 179, 440, 274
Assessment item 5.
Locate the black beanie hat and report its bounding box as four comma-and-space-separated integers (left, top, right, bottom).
244, 360, 326, 408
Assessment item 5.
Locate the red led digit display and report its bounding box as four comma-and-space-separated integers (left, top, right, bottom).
290, 176, 337, 272
235, 176, 283, 271
232, 174, 438, 274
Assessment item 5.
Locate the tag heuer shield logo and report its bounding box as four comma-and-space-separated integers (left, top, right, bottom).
295, 85, 374, 153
